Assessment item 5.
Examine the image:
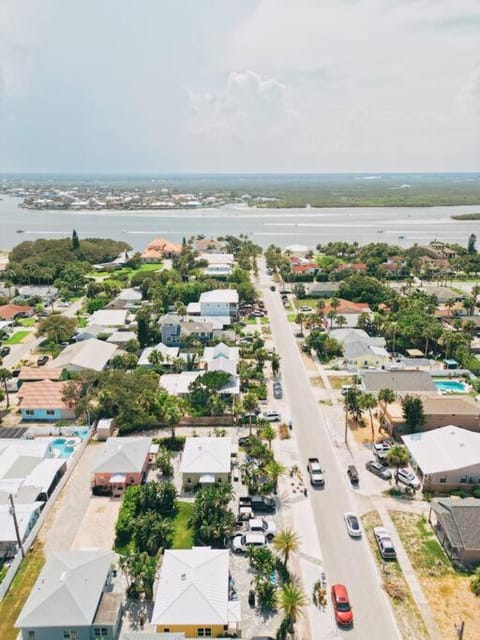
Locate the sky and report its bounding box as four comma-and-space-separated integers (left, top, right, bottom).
1, 0, 480, 173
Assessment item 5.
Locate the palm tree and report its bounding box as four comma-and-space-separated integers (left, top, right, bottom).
0, 368, 11, 408
471, 284, 480, 309
295, 312, 305, 335
162, 396, 185, 439
277, 581, 308, 633
386, 445, 410, 485
242, 392, 259, 435
360, 392, 377, 443
273, 528, 300, 568
326, 309, 337, 329
264, 459, 286, 493
271, 350, 281, 378
377, 387, 396, 428
148, 349, 164, 369
259, 423, 276, 449
334, 314, 348, 328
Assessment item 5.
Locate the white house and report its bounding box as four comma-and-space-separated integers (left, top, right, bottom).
203, 342, 239, 365
88, 309, 129, 327
138, 343, 180, 367
402, 426, 480, 492
200, 253, 235, 278
0, 502, 42, 558
49, 339, 117, 372
180, 437, 232, 489
199, 289, 239, 319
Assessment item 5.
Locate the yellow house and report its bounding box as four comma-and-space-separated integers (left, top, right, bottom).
151, 548, 241, 637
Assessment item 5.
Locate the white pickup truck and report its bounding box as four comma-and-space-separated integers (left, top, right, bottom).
307, 458, 325, 486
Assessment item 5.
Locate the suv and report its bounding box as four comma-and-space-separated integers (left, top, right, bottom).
37, 355, 49, 366
347, 465, 359, 485
300, 305, 312, 312
366, 460, 392, 480
373, 441, 392, 461
262, 410, 281, 422
397, 468, 420, 490
273, 382, 283, 399
331, 584, 353, 627
374, 526, 397, 559
0, 346, 11, 357
232, 532, 266, 553
248, 518, 277, 541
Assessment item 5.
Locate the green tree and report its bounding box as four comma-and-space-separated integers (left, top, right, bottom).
271, 350, 281, 377
360, 392, 377, 443
401, 394, 426, 434
273, 528, 300, 568
133, 512, 174, 555
242, 391, 259, 435
264, 459, 286, 493
468, 233, 477, 255
0, 367, 11, 408
72, 229, 80, 251
259, 423, 276, 449
189, 484, 235, 547
37, 313, 77, 344
378, 387, 396, 422
386, 445, 410, 485
277, 582, 307, 633
161, 395, 185, 439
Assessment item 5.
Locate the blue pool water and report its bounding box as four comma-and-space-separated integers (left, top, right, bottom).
51, 438, 76, 458
434, 380, 467, 393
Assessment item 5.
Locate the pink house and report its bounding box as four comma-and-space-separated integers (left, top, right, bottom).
92, 437, 152, 497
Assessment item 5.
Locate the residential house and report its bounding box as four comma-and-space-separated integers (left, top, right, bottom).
49, 339, 118, 372
159, 314, 182, 347
419, 285, 458, 304
17, 285, 58, 305
331, 262, 368, 276
203, 342, 239, 366
429, 498, 480, 566
206, 359, 240, 395
88, 309, 129, 327
138, 343, 180, 367
92, 437, 152, 497
200, 253, 235, 278
16, 549, 122, 640
361, 370, 436, 395
199, 289, 238, 319
180, 321, 214, 343
384, 395, 480, 434
323, 299, 372, 329
106, 331, 137, 347
180, 437, 232, 489
141, 237, 182, 262
74, 324, 113, 342
151, 548, 241, 637
0, 501, 42, 558
402, 426, 480, 491
17, 380, 76, 422
343, 341, 390, 370
0, 304, 33, 320
192, 237, 226, 253
117, 287, 143, 303
18, 367, 64, 384
285, 243, 309, 257
159, 371, 201, 397
304, 282, 341, 298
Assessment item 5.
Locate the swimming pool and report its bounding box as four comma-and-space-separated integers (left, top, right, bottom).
51, 437, 80, 459
434, 379, 467, 393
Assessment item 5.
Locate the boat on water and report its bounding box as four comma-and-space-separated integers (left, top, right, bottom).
16, 229, 25, 233
377, 230, 384, 233
398, 235, 405, 239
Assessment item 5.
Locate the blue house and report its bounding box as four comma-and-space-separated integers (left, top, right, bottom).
17, 380, 76, 422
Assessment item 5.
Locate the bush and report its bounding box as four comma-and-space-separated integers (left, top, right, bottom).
256, 578, 277, 610
471, 568, 480, 596
115, 486, 140, 547
473, 488, 480, 499
155, 436, 186, 452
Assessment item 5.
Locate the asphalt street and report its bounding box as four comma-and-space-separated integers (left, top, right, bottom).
259, 263, 400, 640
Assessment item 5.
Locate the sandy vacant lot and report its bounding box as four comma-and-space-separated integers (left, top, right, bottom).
70, 497, 121, 550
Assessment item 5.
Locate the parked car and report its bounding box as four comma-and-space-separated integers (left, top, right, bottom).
344, 512, 362, 538
239, 495, 276, 515
37, 355, 49, 366
373, 441, 392, 461
250, 310, 265, 317
239, 336, 253, 344
248, 518, 277, 541
331, 584, 353, 627
270, 285, 276, 291
347, 465, 359, 485
299, 305, 313, 312
238, 435, 260, 448
396, 468, 421, 490
262, 410, 281, 422
0, 346, 11, 357
307, 457, 325, 486
373, 526, 397, 559
365, 460, 392, 480
273, 382, 283, 399
232, 532, 267, 554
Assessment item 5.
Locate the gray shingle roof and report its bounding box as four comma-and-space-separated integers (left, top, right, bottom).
431, 498, 480, 551
16, 550, 114, 628
362, 370, 436, 393
94, 437, 152, 474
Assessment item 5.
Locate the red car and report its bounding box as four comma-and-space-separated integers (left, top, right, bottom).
331, 584, 353, 626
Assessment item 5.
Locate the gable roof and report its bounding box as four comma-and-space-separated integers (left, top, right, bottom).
180, 437, 232, 474
18, 367, 63, 382
141, 237, 182, 259
0, 304, 33, 320
344, 341, 389, 360
49, 339, 117, 371
203, 343, 239, 363
16, 549, 113, 628
402, 426, 480, 474
17, 380, 71, 410
431, 498, 480, 551
89, 309, 128, 327
323, 299, 371, 314
94, 437, 152, 474
362, 370, 436, 394
151, 548, 230, 625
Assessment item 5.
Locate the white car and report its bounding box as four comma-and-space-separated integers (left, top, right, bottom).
373, 441, 392, 461
248, 518, 277, 541
300, 305, 313, 312
344, 512, 362, 538
373, 526, 397, 559
262, 410, 281, 422
232, 532, 267, 553
397, 468, 421, 490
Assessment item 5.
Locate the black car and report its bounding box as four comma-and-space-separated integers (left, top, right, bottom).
270, 285, 276, 291
273, 382, 283, 399
0, 346, 11, 357
347, 465, 359, 485
37, 355, 49, 366
238, 413, 259, 425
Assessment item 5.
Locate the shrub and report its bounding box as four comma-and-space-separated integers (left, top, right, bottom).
115, 485, 140, 547
256, 578, 277, 610
155, 436, 186, 452
278, 423, 291, 440
473, 488, 480, 499
471, 568, 480, 596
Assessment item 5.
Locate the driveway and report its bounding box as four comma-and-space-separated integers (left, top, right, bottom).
258, 259, 401, 640
38, 443, 106, 553
70, 496, 121, 550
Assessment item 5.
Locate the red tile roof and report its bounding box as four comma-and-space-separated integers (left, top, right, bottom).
18, 367, 63, 382
0, 304, 33, 320
141, 237, 182, 259
323, 299, 371, 314
17, 380, 73, 410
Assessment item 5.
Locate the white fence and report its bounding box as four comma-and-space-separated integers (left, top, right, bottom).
0, 429, 92, 601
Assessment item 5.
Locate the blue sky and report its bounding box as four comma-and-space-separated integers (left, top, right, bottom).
1, 0, 479, 173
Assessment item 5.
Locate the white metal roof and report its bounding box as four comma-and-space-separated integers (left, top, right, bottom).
151, 548, 233, 625
49, 338, 118, 371
180, 437, 232, 474
199, 289, 239, 304
94, 437, 152, 474
159, 371, 201, 396
402, 426, 480, 475
0, 501, 42, 543
88, 309, 128, 327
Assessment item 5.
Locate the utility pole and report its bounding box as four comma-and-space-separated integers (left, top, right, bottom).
9, 494, 25, 559
455, 620, 465, 640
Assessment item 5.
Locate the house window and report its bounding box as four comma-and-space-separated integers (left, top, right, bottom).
46, 410, 55, 416
63, 632, 78, 640
94, 629, 109, 638
439, 477, 447, 483
25, 410, 34, 416
187, 478, 191, 483
197, 630, 212, 637
460, 476, 467, 484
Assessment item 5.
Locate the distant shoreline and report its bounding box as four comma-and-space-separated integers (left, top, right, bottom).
451, 213, 480, 220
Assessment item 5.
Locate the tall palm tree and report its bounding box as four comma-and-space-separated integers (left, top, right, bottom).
259, 424, 276, 449
273, 528, 300, 568
270, 350, 281, 378
277, 582, 308, 633
162, 396, 185, 439
243, 392, 259, 436
360, 392, 378, 443
295, 312, 305, 335
335, 314, 348, 328
377, 387, 396, 428
264, 459, 286, 493
0, 368, 11, 408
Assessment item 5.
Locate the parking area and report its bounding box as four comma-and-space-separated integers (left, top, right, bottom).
70, 496, 121, 550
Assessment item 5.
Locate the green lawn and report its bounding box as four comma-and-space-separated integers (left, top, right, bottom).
5, 330, 30, 345
171, 501, 194, 549
17, 318, 36, 328
294, 297, 321, 309
77, 317, 88, 328
0, 544, 45, 640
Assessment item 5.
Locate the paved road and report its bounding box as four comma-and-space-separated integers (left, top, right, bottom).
259, 263, 400, 640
